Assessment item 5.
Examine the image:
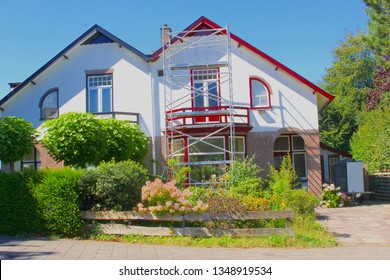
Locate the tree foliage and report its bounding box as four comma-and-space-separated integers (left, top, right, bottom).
0, 116, 37, 164
42, 112, 107, 167
41, 112, 149, 167
319, 33, 375, 152
364, 0, 390, 70
350, 107, 390, 173
101, 117, 149, 163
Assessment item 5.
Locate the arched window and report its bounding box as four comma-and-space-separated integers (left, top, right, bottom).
39, 88, 59, 120
249, 77, 271, 109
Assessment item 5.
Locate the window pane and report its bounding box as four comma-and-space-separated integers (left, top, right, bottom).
189, 164, 225, 183
190, 154, 225, 162
102, 88, 111, 112
172, 139, 184, 155
274, 136, 289, 151
274, 155, 284, 170
251, 79, 269, 107
89, 89, 98, 112
229, 137, 245, 154
23, 149, 35, 161
189, 138, 224, 154
43, 108, 58, 119
194, 83, 204, 107
292, 136, 305, 150
293, 153, 307, 178
43, 92, 57, 108
208, 82, 218, 107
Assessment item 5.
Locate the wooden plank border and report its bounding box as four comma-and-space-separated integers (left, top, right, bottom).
87, 224, 295, 237
81, 210, 295, 237
81, 210, 294, 222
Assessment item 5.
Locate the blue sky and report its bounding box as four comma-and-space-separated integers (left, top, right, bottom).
0, 0, 369, 99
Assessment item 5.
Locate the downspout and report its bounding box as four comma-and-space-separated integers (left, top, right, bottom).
149, 62, 157, 175
0, 106, 3, 117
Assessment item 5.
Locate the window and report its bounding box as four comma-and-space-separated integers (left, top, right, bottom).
39, 88, 58, 120
229, 136, 245, 160
273, 134, 307, 179
249, 77, 271, 109
192, 69, 220, 122
87, 74, 112, 113
187, 137, 225, 183
21, 147, 41, 170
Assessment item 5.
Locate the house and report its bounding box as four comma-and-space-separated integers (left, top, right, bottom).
0, 16, 334, 195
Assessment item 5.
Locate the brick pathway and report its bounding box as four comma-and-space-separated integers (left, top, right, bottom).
315, 200, 390, 245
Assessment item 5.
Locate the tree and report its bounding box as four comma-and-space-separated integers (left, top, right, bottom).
319, 32, 375, 152
42, 112, 106, 167
350, 107, 390, 174
41, 112, 149, 167
101, 117, 149, 163
364, 0, 390, 70
0, 116, 37, 169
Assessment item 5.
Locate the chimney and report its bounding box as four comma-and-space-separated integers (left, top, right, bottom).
161, 24, 172, 46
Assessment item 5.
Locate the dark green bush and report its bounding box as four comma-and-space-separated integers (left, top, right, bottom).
78, 160, 149, 211
0, 171, 43, 235
33, 168, 84, 236
0, 168, 84, 237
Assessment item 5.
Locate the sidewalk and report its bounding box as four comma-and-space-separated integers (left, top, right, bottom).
1, 236, 390, 260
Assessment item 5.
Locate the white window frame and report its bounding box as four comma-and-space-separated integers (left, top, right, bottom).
40, 88, 59, 120
250, 77, 271, 109
188, 136, 225, 163
87, 74, 113, 113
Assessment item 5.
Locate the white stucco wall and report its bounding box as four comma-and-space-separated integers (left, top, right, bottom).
151, 36, 320, 136
2, 43, 153, 136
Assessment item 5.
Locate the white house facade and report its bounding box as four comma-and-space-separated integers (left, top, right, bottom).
0, 17, 334, 195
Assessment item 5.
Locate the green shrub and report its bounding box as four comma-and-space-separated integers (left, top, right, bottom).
0, 168, 83, 237
229, 177, 263, 198
266, 155, 297, 195
34, 168, 84, 236
79, 160, 149, 210
0, 171, 43, 235
224, 156, 261, 188
283, 190, 320, 217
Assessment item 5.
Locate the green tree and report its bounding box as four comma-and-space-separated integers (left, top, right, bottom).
319, 32, 375, 152
42, 112, 106, 167
364, 0, 390, 70
0, 116, 37, 169
41, 112, 149, 167
350, 107, 390, 174
101, 117, 149, 163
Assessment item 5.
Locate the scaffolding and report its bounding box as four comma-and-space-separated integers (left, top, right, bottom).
162, 23, 236, 185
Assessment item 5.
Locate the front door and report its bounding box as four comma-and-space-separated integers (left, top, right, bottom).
192, 69, 219, 123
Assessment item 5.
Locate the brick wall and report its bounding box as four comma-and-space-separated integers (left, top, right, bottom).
247, 128, 322, 196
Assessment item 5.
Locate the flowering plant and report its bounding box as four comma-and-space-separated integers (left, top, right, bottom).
135, 178, 208, 215
320, 183, 351, 208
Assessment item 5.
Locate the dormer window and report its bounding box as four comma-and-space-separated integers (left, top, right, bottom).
39, 88, 59, 120
249, 77, 271, 109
